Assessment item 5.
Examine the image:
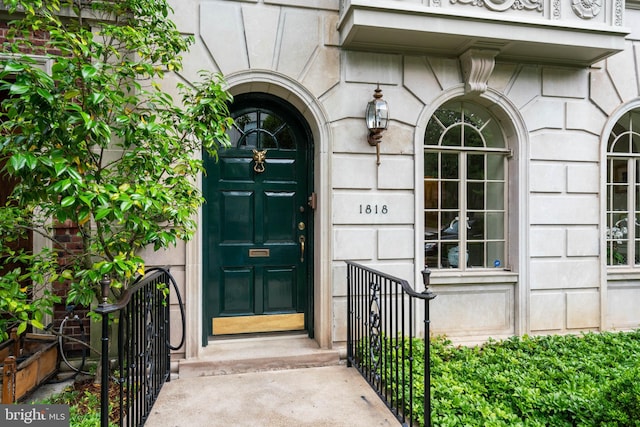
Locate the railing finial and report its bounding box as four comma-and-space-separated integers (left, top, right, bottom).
100, 275, 111, 304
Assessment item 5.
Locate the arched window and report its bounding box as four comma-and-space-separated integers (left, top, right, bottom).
424, 101, 509, 269
606, 109, 640, 266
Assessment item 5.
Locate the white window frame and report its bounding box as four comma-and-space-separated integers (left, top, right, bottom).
423, 101, 510, 271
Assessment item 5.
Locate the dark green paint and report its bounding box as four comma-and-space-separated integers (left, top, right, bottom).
203, 94, 313, 342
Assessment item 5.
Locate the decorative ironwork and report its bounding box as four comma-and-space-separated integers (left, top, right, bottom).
95, 267, 184, 427
369, 281, 382, 383
346, 261, 436, 427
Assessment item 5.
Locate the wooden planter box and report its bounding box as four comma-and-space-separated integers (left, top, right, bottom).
0, 332, 59, 403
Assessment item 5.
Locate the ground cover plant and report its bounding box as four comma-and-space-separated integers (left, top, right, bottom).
36, 379, 119, 427
385, 331, 640, 426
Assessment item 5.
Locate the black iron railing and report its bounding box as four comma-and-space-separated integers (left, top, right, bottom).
94, 267, 177, 427
346, 261, 436, 427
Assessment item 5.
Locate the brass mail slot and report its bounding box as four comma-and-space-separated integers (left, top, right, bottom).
249, 248, 270, 258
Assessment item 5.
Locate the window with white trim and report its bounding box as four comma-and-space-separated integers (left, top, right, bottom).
606, 109, 640, 266
424, 101, 509, 270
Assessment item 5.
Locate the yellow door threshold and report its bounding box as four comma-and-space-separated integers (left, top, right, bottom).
212, 313, 304, 335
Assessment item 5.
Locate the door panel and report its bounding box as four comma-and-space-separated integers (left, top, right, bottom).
220, 268, 254, 315
264, 267, 297, 312
203, 93, 313, 337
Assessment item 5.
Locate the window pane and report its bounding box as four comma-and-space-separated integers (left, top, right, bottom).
612, 159, 628, 183
425, 212, 439, 268
235, 112, 257, 133
487, 242, 505, 268
277, 127, 296, 149
487, 154, 504, 180
612, 185, 627, 212
611, 136, 630, 153
467, 182, 484, 210
436, 106, 461, 127
443, 242, 463, 268
425, 211, 439, 234
487, 182, 505, 210
442, 211, 459, 227
486, 212, 505, 239
261, 112, 283, 133
463, 102, 488, 128
425, 119, 443, 146
425, 152, 438, 178
261, 132, 277, 149
467, 154, 484, 180
239, 130, 259, 149
424, 180, 438, 209
441, 153, 458, 179
442, 126, 462, 147
465, 127, 484, 148
483, 119, 505, 149
469, 212, 485, 240
442, 181, 459, 209
467, 242, 483, 267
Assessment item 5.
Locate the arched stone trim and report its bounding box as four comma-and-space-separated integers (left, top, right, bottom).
414, 84, 531, 335
185, 71, 333, 357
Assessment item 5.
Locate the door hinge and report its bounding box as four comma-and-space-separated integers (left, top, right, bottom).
308, 192, 317, 210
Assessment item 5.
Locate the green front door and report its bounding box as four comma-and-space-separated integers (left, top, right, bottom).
203, 93, 313, 338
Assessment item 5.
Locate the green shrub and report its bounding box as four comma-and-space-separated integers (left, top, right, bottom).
597, 363, 640, 426
378, 331, 640, 426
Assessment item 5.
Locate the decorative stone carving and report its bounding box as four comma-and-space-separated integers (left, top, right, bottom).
459, 49, 499, 95
571, 0, 602, 18
615, 0, 623, 25
451, 0, 543, 12
553, 0, 561, 19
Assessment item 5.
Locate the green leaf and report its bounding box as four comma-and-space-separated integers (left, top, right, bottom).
9, 153, 26, 171
9, 83, 30, 95
3, 62, 25, 73
81, 64, 98, 79
120, 200, 133, 211
94, 207, 111, 220
16, 321, 27, 335
60, 196, 75, 207
90, 92, 106, 104
53, 161, 67, 177
36, 87, 54, 103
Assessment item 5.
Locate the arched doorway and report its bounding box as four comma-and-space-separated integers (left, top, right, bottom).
202, 93, 314, 338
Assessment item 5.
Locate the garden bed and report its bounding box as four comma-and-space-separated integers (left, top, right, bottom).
0, 332, 59, 403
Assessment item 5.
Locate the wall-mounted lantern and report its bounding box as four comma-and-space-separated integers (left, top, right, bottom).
365, 85, 389, 166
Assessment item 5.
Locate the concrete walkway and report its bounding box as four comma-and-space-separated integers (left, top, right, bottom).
145, 365, 399, 427
145, 335, 400, 427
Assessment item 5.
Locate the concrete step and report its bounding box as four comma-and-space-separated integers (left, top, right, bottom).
178, 333, 342, 378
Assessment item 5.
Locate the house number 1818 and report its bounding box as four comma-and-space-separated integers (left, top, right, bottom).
359, 204, 388, 214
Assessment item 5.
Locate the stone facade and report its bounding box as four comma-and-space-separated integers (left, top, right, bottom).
140, 0, 640, 357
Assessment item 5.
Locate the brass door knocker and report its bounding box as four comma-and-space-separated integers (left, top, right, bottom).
252, 149, 267, 173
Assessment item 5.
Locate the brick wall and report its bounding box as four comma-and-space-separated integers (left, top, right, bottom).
0, 21, 61, 55
52, 220, 90, 358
